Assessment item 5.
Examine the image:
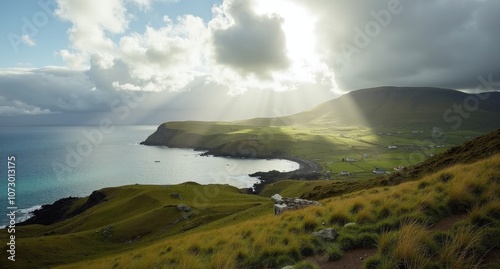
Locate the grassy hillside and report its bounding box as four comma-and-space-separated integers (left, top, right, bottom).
141, 87, 499, 182
47, 154, 500, 269
2, 129, 499, 268
3, 87, 499, 268
0, 183, 271, 268
282, 87, 500, 127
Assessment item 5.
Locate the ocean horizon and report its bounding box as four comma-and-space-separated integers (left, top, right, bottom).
0, 125, 299, 227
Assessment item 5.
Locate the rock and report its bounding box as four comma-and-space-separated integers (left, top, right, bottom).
97, 225, 114, 241
312, 228, 337, 241
271, 193, 283, 204
344, 222, 357, 227
177, 204, 192, 212
272, 195, 320, 215
171, 192, 182, 200
281, 266, 293, 269
274, 204, 288, 215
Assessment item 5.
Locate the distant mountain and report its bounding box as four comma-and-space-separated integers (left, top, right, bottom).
241, 86, 500, 130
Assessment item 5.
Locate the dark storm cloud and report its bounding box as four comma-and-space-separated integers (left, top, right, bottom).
299, 0, 500, 91
0, 68, 109, 114
212, 0, 289, 78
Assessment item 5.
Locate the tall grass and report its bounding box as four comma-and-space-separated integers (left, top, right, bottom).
56, 154, 500, 269
438, 225, 484, 269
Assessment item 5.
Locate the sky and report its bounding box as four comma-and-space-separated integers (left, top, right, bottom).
0, 0, 499, 125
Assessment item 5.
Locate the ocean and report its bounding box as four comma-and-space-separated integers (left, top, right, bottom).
0, 125, 299, 227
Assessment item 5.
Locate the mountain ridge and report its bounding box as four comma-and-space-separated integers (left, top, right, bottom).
277, 86, 500, 128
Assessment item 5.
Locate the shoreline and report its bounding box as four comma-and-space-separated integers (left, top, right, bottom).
247, 156, 324, 194
150, 142, 324, 194
14, 148, 323, 226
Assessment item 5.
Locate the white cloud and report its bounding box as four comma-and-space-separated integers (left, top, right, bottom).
0, 99, 54, 116
55, 0, 130, 67
21, 35, 36, 46
39, 0, 499, 105
207, 0, 336, 94
117, 14, 209, 91
57, 50, 88, 69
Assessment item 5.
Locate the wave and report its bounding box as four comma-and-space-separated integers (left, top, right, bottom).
0, 205, 42, 229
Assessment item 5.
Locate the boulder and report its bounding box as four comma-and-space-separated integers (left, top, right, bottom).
274, 204, 288, 215
271, 193, 283, 204
281, 266, 293, 269
312, 228, 337, 241
171, 192, 182, 199
344, 222, 357, 227
177, 204, 192, 212
272, 195, 320, 215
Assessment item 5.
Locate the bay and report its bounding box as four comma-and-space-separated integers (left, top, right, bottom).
0, 125, 298, 226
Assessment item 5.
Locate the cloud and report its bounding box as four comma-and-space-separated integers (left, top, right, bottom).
0, 66, 336, 124
207, 0, 336, 94
55, 0, 130, 68
21, 35, 36, 47
0, 67, 109, 114
0, 98, 53, 116
117, 14, 209, 91
297, 0, 500, 91
211, 0, 289, 78
50, 0, 336, 95
3, 0, 500, 124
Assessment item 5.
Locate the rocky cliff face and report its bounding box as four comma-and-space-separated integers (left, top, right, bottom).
141, 123, 279, 158
19, 191, 107, 226
140, 123, 208, 149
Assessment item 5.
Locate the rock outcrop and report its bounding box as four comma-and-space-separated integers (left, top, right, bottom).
19, 191, 107, 226
312, 228, 337, 241
171, 192, 182, 200
177, 204, 192, 212
271, 194, 320, 215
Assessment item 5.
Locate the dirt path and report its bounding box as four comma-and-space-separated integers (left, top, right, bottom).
304, 214, 472, 269
306, 248, 377, 269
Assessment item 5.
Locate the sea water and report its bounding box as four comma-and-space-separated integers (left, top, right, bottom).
0, 125, 299, 226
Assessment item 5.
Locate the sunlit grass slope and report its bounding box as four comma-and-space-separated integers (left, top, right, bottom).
50, 154, 500, 269
144, 120, 490, 180
0, 183, 271, 268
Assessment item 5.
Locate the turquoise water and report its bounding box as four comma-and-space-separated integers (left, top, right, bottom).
0, 125, 298, 226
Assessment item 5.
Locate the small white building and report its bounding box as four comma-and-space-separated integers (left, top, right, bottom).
373, 168, 385, 174
339, 171, 350, 176
394, 165, 405, 172
388, 145, 397, 149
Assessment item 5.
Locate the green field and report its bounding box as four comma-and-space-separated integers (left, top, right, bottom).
2, 128, 499, 268
145, 120, 488, 181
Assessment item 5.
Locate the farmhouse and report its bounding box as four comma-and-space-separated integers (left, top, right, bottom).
373, 168, 385, 174
394, 165, 405, 172
339, 171, 350, 176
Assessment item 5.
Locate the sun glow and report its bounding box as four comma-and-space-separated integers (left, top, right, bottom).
253, 0, 336, 90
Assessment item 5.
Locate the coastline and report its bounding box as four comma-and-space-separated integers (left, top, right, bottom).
160, 144, 324, 194
247, 156, 323, 194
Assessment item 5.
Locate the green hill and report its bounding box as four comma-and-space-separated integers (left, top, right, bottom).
2, 87, 499, 268
1, 129, 499, 268
238, 87, 500, 128
141, 87, 499, 183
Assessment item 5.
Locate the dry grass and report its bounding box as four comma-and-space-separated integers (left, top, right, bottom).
50, 154, 500, 269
